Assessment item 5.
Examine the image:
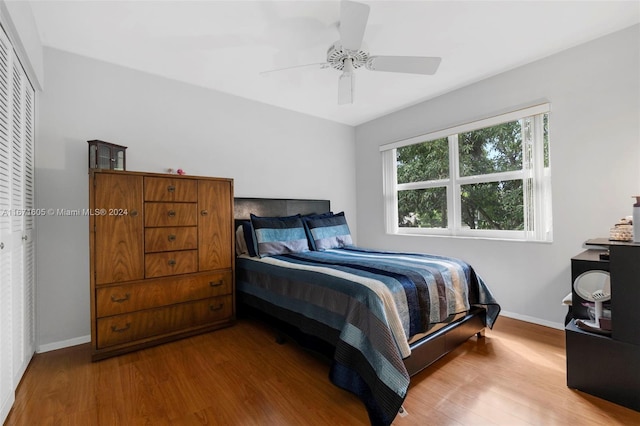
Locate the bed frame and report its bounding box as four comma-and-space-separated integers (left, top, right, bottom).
234, 197, 486, 377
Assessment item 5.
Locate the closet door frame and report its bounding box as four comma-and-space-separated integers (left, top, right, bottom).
0, 22, 36, 425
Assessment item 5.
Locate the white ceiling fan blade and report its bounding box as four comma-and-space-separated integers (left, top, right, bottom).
260, 62, 329, 76
338, 58, 355, 104
366, 56, 442, 75
339, 1, 370, 52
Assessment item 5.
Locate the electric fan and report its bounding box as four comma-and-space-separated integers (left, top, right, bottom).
573, 270, 611, 331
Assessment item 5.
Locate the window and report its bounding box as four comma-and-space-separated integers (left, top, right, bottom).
381, 104, 552, 242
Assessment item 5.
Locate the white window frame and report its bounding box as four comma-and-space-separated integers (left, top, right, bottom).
381, 104, 552, 242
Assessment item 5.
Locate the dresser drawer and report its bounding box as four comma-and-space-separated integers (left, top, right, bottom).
145, 202, 197, 227
96, 271, 233, 317
145, 250, 198, 278
144, 177, 197, 202
145, 226, 197, 253
96, 295, 233, 348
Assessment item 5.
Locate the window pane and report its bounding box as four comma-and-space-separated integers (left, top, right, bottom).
459, 120, 522, 177
460, 181, 523, 230
397, 137, 448, 183
398, 188, 447, 228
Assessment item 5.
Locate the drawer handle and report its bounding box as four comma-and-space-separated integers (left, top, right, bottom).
209, 280, 224, 287
209, 303, 224, 312
167, 210, 176, 217
201, 210, 208, 216
167, 185, 176, 193
110, 293, 130, 303
111, 323, 131, 333
130, 210, 138, 217
168, 259, 176, 266
168, 234, 177, 242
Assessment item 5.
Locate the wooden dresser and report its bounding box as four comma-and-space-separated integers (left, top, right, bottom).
89, 169, 235, 360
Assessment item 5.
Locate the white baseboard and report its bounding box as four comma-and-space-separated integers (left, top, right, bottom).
499, 310, 564, 330
37, 335, 91, 353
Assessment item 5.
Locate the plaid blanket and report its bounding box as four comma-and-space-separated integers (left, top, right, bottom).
236, 247, 500, 425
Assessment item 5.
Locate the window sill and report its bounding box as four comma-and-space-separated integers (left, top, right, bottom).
389, 231, 553, 244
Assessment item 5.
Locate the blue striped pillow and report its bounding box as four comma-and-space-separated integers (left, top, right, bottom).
250, 214, 309, 257
302, 211, 334, 250
304, 212, 353, 250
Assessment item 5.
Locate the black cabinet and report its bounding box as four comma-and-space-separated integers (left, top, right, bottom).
610, 245, 640, 345
88, 140, 127, 171
566, 240, 640, 411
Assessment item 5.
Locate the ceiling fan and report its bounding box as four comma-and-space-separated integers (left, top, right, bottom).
262, 0, 442, 105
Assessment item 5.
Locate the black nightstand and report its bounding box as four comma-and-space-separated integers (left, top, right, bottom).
566, 240, 640, 411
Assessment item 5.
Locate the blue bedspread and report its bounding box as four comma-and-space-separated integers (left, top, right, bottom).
236, 247, 500, 425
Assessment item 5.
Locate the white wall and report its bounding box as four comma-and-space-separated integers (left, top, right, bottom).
35, 47, 356, 350
0, 0, 43, 89
354, 25, 640, 329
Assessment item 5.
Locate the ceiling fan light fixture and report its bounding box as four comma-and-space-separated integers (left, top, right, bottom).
338, 58, 355, 104
342, 57, 355, 74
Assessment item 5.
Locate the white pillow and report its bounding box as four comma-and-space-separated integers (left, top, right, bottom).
235, 225, 248, 256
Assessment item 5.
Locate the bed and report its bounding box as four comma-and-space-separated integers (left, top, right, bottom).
234, 198, 500, 425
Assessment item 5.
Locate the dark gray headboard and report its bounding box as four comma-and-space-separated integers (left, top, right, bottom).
234, 198, 331, 220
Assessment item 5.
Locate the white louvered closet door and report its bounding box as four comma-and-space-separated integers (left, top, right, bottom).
0, 24, 35, 424
21, 61, 35, 382
10, 52, 35, 384
0, 24, 13, 424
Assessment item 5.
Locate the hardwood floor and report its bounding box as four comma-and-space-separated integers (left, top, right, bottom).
5, 316, 640, 425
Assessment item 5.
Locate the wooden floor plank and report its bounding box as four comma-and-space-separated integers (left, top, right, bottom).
5, 317, 640, 425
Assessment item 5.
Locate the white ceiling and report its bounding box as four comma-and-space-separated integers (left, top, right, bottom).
28, 0, 640, 126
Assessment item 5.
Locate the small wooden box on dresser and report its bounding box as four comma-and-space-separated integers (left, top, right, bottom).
566, 239, 640, 411
89, 169, 235, 361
